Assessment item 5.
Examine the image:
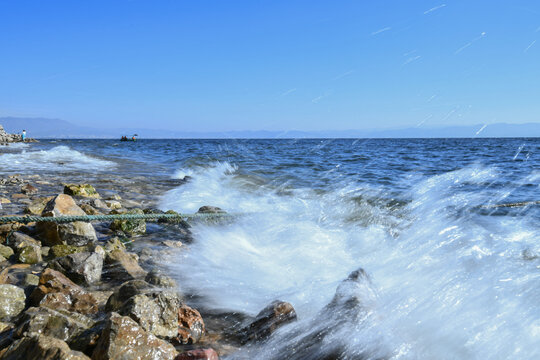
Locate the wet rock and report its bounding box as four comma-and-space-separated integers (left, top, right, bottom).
0, 264, 31, 286
241, 300, 296, 343
69, 319, 106, 355
50, 251, 103, 286
0, 197, 10, 204
24, 196, 54, 215
30, 268, 98, 315
37, 194, 97, 247
50, 244, 88, 258
175, 349, 219, 360
104, 249, 147, 282
145, 270, 176, 288
110, 208, 146, 236
0, 284, 26, 321
24, 273, 39, 286
177, 304, 205, 344
10, 232, 42, 264
80, 204, 102, 215
197, 206, 225, 214
14, 306, 95, 342
106, 194, 122, 201
104, 200, 122, 210
118, 290, 181, 340
105, 280, 151, 311
91, 312, 177, 360
64, 184, 100, 199
0, 255, 5, 263
21, 183, 38, 195
0, 244, 13, 259
1, 334, 90, 360
161, 240, 183, 248
103, 237, 126, 253
87, 198, 107, 209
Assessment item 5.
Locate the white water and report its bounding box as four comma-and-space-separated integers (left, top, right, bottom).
0, 145, 115, 172
161, 163, 540, 359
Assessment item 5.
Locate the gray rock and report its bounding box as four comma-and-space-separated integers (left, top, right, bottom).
50, 251, 103, 286
241, 300, 297, 343
0, 244, 14, 259
0, 284, 26, 321
1, 334, 90, 360
9, 232, 42, 264
197, 206, 226, 214
145, 270, 176, 288
105, 280, 151, 312
110, 208, 146, 236
104, 249, 147, 282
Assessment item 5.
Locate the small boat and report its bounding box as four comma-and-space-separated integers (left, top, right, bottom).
120, 134, 138, 142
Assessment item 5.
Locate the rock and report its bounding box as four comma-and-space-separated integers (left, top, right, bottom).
175, 349, 219, 360
197, 206, 225, 214
21, 183, 38, 195
0, 197, 10, 204
104, 249, 146, 282
0, 284, 26, 321
1, 334, 90, 360
177, 304, 205, 344
105, 280, 151, 311
24, 196, 54, 215
145, 270, 176, 288
14, 306, 95, 342
50, 244, 88, 258
0, 321, 12, 333
0, 264, 31, 286
110, 208, 146, 236
104, 200, 122, 210
37, 194, 97, 247
50, 251, 103, 286
241, 300, 296, 343
118, 290, 181, 339
0, 255, 5, 263
41, 246, 50, 258
63, 184, 100, 198
24, 273, 40, 286
10, 232, 42, 264
30, 268, 98, 315
91, 313, 177, 360
106, 194, 122, 201
11, 193, 27, 200
87, 199, 107, 209
0, 244, 13, 259
80, 204, 102, 215
158, 210, 190, 227
161, 240, 183, 248
103, 237, 126, 253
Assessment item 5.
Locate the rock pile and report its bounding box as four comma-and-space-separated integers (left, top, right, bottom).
0, 125, 35, 144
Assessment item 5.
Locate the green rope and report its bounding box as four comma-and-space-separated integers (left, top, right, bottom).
0, 212, 233, 224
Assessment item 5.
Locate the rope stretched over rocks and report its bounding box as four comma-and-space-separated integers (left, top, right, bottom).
0, 212, 233, 224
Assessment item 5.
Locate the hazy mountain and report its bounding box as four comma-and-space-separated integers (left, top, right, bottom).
1, 117, 539, 139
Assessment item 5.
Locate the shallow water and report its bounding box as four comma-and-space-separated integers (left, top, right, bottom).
1, 138, 539, 359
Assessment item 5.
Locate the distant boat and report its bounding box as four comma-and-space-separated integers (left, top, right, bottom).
120, 134, 138, 142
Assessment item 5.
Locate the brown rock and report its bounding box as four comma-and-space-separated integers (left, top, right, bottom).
91, 313, 177, 360
30, 268, 98, 315
80, 204, 102, 215
24, 196, 54, 215
104, 249, 146, 282
241, 300, 296, 343
37, 194, 97, 247
175, 349, 219, 360
177, 304, 205, 344
21, 183, 38, 195
1, 334, 90, 360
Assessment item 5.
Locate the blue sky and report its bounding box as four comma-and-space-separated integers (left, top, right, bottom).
1, 0, 539, 132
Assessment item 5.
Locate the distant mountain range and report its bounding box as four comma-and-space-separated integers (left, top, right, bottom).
1, 117, 539, 139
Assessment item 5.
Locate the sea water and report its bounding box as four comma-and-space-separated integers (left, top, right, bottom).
1, 138, 538, 359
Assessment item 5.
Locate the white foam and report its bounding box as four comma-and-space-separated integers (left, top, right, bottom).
0, 145, 115, 172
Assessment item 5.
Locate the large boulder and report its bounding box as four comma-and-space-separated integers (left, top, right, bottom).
37, 194, 97, 247
110, 208, 146, 236
29, 269, 98, 315
103, 249, 146, 282
50, 251, 103, 286
14, 306, 95, 343
64, 184, 100, 198
91, 313, 177, 360
0, 284, 26, 321
1, 334, 90, 360
241, 300, 296, 343
177, 304, 205, 344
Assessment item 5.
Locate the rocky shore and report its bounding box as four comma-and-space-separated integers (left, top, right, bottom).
0, 175, 299, 360
0, 126, 36, 144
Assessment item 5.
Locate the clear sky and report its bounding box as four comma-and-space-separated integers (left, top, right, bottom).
1, 0, 539, 132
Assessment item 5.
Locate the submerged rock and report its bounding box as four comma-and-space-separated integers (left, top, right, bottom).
64, 184, 100, 198
177, 304, 206, 344
241, 300, 296, 344
37, 194, 97, 247
175, 348, 219, 360
20, 183, 38, 195
50, 251, 103, 286
0, 284, 26, 321
197, 206, 225, 214
110, 208, 146, 236
30, 268, 98, 315
1, 334, 90, 360
91, 312, 177, 360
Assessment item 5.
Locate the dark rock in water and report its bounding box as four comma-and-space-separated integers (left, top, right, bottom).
145, 270, 176, 288
143, 208, 164, 214
0, 284, 26, 321
69, 319, 107, 356
50, 251, 103, 286
1, 334, 90, 360
91, 312, 177, 360
103, 249, 147, 282
197, 206, 225, 214
30, 268, 98, 315
63, 184, 100, 199
118, 290, 181, 339
177, 304, 206, 344
37, 194, 97, 247
20, 183, 38, 195
105, 280, 151, 311
110, 208, 146, 236
175, 348, 219, 360
14, 306, 95, 343
241, 300, 296, 344
9, 232, 42, 264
